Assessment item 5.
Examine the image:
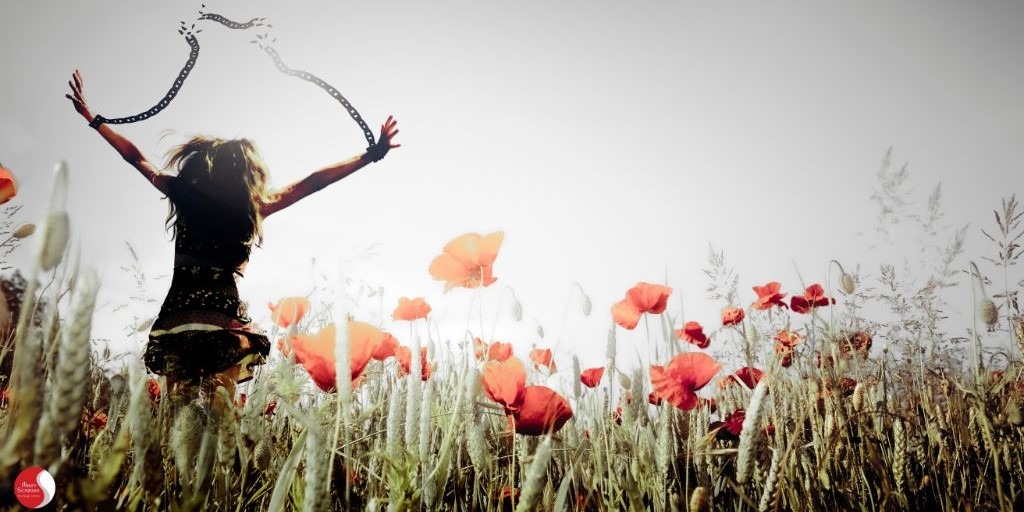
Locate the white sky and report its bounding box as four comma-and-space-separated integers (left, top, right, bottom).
2, 1, 1023, 373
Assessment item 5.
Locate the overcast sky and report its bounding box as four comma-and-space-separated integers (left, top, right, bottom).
2, 1, 1022, 374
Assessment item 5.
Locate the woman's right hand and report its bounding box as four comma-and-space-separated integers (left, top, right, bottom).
65, 70, 94, 121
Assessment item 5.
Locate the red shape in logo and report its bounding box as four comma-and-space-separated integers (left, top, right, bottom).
14, 466, 55, 509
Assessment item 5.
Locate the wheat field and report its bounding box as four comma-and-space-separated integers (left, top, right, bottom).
0, 164, 1022, 511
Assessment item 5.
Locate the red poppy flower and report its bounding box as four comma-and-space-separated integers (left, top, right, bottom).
512, 385, 573, 435
90, 411, 109, 430
839, 331, 873, 358
649, 352, 722, 410
721, 307, 745, 326
497, 485, 520, 505
774, 329, 803, 367
647, 392, 663, 406
428, 231, 504, 291
277, 321, 385, 392
268, 297, 310, 328
487, 341, 514, 362
612, 282, 673, 330
719, 367, 765, 390
581, 367, 605, 388
392, 297, 431, 321
146, 378, 161, 402
529, 348, 556, 372
396, 345, 432, 381
482, 357, 527, 412
675, 321, 710, 349
710, 409, 746, 441
751, 281, 787, 311
0, 165, 16, 206
790, 284, 834, 314
839, 377, 858, 397
371, 332, 399, 361
482, 357, 572, 435
264, 400, 278, 416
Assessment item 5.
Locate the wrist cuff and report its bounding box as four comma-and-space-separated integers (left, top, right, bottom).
365, 142, 387, 162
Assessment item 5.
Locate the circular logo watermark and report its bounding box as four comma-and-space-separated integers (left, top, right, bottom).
14, 466, 55, 509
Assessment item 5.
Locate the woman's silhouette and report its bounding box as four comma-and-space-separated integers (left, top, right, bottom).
66, 70, 399, 396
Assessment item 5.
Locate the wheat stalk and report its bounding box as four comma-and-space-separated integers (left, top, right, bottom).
737, 379, 769, 485
892, 418, 906, 495
758, 447, 783, 512
51, 269, 99, 447
515, 435, 553, 512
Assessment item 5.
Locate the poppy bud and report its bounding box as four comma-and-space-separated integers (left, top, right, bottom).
37, 212, 69, 271
605, 327, 617, 367
36, 162, 69, 271
689, 487, 709, 512
510, 297, 523, 322
581, 294, 592, 317
1007, 400, 1022, 427
535, 320, 544, 339
12, 223, 35, 239
840, 273, 855, 295
979, 299, 998, 328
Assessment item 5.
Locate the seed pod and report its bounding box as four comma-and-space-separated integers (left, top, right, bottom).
618, 372, 632, 390
35, 162, 69, 271
979, 299, 998, 328
510, 297, 523, 322
1007, 400, 1022, 427
36, 212, 69, 271
12, 223, 35, 239
605, 327, 617, 368
689, 486, 710, 512
840, 273, 855, 294
852, 382, 866, 412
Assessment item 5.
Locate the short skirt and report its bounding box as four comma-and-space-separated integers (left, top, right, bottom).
144, 265, 270, 383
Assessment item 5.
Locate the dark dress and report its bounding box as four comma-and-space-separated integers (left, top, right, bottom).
143, 180, 270, 383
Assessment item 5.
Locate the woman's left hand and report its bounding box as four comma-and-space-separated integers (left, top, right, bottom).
369, 115, 400, 161
378, 114, 397, 149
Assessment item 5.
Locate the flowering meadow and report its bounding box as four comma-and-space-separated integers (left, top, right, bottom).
0, 163, 1023, 511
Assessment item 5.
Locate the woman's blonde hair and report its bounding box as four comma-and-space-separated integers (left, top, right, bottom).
163, 136, 270, 245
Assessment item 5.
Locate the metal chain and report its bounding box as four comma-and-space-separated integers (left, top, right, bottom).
91, 27, 199, 126
259, 47, 376, 147
201, 10, 376, 146
91, 9, 377, 148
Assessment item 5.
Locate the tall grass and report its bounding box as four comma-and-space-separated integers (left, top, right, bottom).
0, 159, 1022, 511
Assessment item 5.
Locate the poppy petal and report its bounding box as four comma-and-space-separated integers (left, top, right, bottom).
611, 299, 642, 330
512, 386, 573, 435
482, 357, 527, 411
666, 352, 722, 393
650, 364, 697, 410
580, 367, 605, 388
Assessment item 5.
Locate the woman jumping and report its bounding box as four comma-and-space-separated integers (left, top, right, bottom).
65, 69, 399, 397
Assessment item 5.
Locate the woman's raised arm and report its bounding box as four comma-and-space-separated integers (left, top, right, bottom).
66, 70, 171, 194
260, 115, 400, 218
